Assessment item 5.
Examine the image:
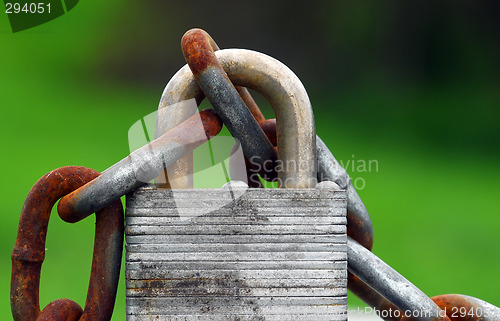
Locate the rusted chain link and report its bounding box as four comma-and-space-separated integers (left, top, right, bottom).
11, 166, 123, 321
12, 110, 222, 320
181, 28, 278, 182
35, 299, 84, 321
57, 109, 222, 221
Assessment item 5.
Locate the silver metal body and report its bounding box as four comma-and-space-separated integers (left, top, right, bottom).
125, 182, 347, 320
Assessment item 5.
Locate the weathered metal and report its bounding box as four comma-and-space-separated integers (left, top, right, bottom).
184, 29, 266, 124
11, 166, 123, 321
125, 181, 347, 320
159, 48, 317, 188
36, 299, 83, 321
236, 85, 266, 124
58, 109, 222, 222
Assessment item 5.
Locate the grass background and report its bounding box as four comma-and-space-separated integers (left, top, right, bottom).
1, 1, 499, 319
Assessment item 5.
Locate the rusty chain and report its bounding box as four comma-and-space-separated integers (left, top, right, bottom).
12, 28, 500, 320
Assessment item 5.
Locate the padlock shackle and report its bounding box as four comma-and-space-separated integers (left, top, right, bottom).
159, 48, 317, 188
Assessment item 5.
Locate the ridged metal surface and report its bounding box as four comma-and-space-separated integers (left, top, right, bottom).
125, 183, 347, 320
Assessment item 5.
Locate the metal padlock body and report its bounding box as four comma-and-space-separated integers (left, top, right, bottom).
125, 48, 348, 320
126, 183, 347, 320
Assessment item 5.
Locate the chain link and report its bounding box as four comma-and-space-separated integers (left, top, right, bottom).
11, 166, 123, 321
57, 109, 222, 221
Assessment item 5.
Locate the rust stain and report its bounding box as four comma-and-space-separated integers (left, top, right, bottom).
181, 29, 218, 77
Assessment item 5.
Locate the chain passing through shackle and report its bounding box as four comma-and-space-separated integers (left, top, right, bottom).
158, 30, 317, 188
179, 27, 392, 318
181, 29, 278, 182
125, 28, 348, 320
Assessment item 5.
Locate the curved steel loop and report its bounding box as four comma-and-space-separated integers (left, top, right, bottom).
57, 109, 222, 222
431, 294, 500, 321
11, 166, 123, 321
159, 48, 317, 188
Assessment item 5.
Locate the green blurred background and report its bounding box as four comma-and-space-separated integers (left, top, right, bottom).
1, 1, 499, 319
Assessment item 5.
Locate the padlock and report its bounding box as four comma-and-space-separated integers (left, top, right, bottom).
125, 49, 348, 320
